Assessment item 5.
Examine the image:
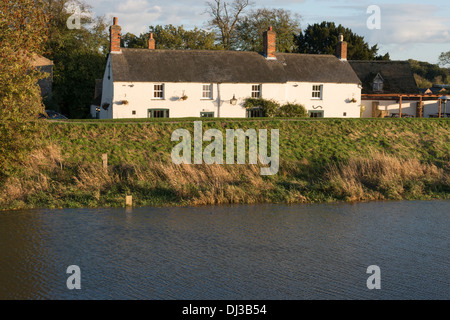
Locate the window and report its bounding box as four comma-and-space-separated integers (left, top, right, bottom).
251, 84, 261, 98
312, 85, 323, 99
148, 109, 169, 118
308, 110, 324, 118
373, 81, 383, 92
132, 110, 136, 115
200, 112, 214, 118
153, 84, 164, 99
202, 84, 213, 99
373, 74, 384, 92
247, 107, 263, 118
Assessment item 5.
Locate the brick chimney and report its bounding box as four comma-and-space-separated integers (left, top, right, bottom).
336, 33, 347, 60
263, 26, 276, 60
148, 32, 155, 50
110, 17, 121, 53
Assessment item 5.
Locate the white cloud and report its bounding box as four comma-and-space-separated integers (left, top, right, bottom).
86, 0, 450, 62
92, 0, 209, 34
377, 4, 450, 44
301, 1, 450, 62
305, 2, 450, 44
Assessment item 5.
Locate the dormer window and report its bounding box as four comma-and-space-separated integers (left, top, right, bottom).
373, 73, 384, 92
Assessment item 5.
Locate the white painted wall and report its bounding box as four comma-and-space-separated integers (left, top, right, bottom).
361, 99, 443, 117
99, 55, 114, 119
423, 100, 445, 117
100, 77, 361, 119
90, 105, 97, 118
285, 82, 361, 118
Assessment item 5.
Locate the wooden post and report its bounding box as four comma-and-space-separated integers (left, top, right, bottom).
438, 99, 442, 118
399, 96, 402, 118
372, 101, 379, 117
126, 195, 132, 207
419, 96, 423, 118
102, 153, 108, 170
416, 97, 423, 118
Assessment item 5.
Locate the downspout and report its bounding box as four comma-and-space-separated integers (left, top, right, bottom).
217, 83, 221, 118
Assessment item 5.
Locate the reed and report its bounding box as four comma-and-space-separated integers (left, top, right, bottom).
1, 118, 448, 210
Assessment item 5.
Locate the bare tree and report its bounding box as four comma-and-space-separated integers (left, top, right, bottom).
205, 0, 251, 49
438, 51, 450, 67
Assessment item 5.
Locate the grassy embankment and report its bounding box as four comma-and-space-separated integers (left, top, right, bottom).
0, 118, 449, 210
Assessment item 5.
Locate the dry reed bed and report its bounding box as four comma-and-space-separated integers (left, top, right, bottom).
326, 151, 448, 201
1, 141, 448, 210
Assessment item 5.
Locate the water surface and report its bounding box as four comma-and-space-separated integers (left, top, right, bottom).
0, 201, 448, 299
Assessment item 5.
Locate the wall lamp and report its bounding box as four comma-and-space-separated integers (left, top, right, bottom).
230, 94, 237, 105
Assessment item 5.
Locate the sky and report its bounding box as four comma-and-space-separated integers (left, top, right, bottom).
83, 0, 450, 64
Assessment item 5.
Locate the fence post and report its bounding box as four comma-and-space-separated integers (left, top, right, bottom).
126, 195, 133, 207
102, 153, 108, 170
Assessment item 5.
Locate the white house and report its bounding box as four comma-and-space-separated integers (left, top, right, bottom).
99, 18, 362, 119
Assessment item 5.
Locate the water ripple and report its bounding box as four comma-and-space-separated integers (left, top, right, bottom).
0, 201, 448, 300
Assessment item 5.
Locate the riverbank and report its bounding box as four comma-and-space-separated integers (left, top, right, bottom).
1, 118, 449, 210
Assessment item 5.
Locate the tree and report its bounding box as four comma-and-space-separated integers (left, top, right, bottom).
438, 51, 450, 67
205, 0, 251, 50
413, 74, 432, 89
122, 25, 223, 50
0, 0, 49, 177
295, 21, 389, 60
121, 32, 148, 49
43, 0, 109, 118
234, 8, 301, 52
409, 59, 449, 86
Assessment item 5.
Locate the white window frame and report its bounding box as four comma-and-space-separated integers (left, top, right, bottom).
251, 84, 262, 98
153, 84, 164, 99
312, 85, 323, 100
202, 84, 213, 99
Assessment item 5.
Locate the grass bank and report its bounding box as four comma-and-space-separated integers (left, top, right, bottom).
1, 118, 449, 210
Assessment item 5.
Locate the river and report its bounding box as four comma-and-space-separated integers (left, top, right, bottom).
0, 200, 448, 300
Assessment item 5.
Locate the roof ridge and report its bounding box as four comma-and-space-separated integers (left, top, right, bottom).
349, 60, 409, 63
120, 47, 337, 58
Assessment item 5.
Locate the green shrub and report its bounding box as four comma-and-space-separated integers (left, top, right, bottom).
278, 103, 308, 117
244, 98, 307, 118
244, 98, 280, 117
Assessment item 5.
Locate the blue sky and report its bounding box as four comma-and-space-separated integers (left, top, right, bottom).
85, 0, 450, 64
